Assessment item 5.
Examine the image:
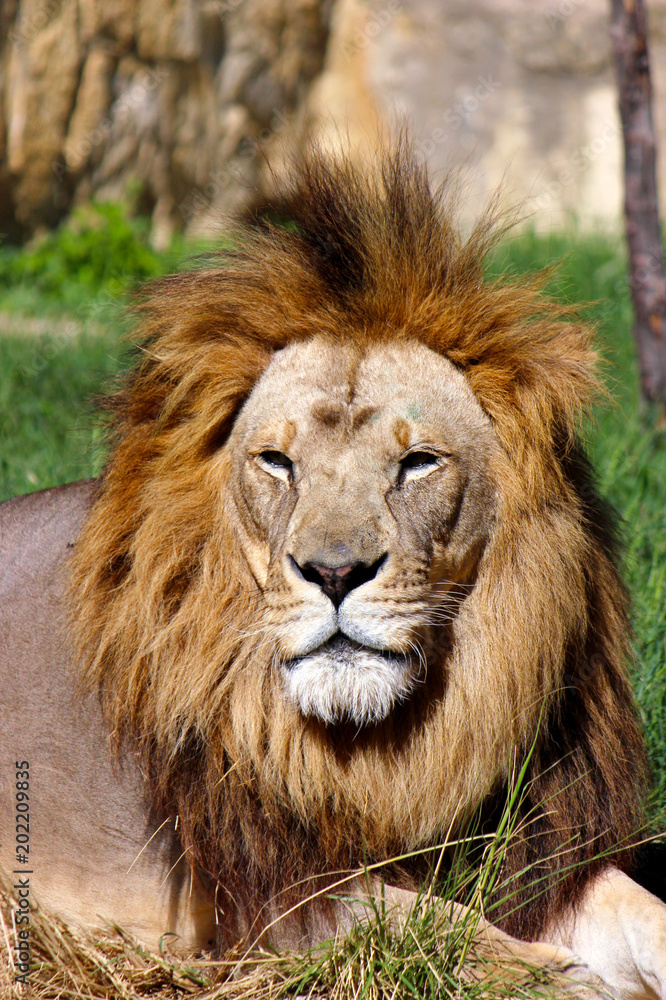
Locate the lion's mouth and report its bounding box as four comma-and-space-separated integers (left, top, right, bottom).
295, 631, 409, 668
281, 632, 416, 726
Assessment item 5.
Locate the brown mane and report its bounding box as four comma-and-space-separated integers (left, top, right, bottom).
69, 143, 648, 945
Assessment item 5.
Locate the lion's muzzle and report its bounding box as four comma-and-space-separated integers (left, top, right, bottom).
279, 554, 420, 725
282, 632, 417, 727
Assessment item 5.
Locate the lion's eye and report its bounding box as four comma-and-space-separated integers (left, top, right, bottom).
256, 450, 294, 483
399, 450, 443, 484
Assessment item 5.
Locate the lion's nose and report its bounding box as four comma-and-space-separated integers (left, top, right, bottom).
297, 555, 387, 609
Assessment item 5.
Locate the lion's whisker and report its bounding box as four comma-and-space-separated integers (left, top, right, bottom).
406, 637, 428, 684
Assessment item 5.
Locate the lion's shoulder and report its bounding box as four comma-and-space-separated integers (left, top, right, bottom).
1, 479, 97, 589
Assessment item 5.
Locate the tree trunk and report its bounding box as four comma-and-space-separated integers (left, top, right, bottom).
609, 0, 666, 406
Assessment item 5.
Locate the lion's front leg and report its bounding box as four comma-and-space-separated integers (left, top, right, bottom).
542, 868, 666, 1000
327, 881, 607, 998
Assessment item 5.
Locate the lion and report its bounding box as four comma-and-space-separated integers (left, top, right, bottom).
1, 145, 666, 997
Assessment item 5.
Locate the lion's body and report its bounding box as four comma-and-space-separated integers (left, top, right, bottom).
2, 146, 666, 994
0, 482, 217, 952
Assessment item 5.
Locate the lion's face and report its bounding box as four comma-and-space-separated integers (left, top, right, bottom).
226, 337, 500, 726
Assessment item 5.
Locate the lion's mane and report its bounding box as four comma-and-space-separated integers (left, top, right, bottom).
69, 144, 647, 944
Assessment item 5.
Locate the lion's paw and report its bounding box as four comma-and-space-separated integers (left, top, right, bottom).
545, 868, 666, 1000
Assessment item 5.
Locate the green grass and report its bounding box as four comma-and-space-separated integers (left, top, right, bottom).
0, 324, 125, 497
0, 201, 211, 497
0, 201, 193, 315
0, 220, 664, 830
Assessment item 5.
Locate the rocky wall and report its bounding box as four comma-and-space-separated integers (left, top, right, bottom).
2, 0, 666, 242
0, 0, 332, 243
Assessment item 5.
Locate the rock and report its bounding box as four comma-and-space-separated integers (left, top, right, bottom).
78, 0, 136, 49
64, 47, 116, 177
5, 0, 82, 230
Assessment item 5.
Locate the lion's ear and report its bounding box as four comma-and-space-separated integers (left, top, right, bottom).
450, 308, 600, 501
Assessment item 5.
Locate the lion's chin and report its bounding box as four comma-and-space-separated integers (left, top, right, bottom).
281, 634, 418, 727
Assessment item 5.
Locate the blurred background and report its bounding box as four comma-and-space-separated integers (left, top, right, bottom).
0, 0, 664, 828
2, 0, 666, 245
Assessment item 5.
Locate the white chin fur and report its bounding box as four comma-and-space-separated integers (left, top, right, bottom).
282, 648, 417, 726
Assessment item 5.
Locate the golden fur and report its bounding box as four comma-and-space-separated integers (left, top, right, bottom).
69, 144, 648, 946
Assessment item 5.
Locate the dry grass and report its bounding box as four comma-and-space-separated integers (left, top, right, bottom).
0, 866, 302, 1000
0, 731, 608, 1000
0, 864, 603, 1000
